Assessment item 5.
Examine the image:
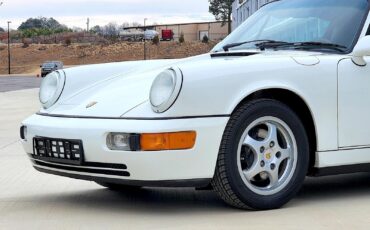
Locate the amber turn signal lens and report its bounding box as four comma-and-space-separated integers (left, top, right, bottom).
140, 131, 196, 151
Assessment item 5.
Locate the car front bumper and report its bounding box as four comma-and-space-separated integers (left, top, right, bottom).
21, 114, 229, 186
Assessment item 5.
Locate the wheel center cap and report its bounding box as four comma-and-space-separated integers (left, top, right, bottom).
265, 152, 272, 160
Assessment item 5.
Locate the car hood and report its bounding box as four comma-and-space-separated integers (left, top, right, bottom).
44, 58, 193, 117
43, 50, 322, 117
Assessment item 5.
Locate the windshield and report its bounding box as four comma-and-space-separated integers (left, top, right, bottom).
42, 63, 55, 68
213, 0, 369, 53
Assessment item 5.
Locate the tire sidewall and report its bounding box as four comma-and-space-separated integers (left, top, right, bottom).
224, 100, 309, 209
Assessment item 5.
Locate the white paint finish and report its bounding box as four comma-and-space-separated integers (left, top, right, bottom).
37, 51, 341, 152
338, 57, 370, 147
42, 59, 179, 114
352, 36, 370, 66
52, 70, 158, 117
5, 88, 370, 229
316, 148, 370, 168
291, 56, 320, 66
28, 48, 367, 170
20, 11, 370, 179
22, 114, 228, 180
126, 53, 339, 151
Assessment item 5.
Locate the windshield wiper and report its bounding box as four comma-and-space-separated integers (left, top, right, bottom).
222, 40, 348, 53
293, 42, 347, 52
222, 40, 285, 51
257, 41, 348, 53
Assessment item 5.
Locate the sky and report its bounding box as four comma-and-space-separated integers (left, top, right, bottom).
0, 0, 215, 30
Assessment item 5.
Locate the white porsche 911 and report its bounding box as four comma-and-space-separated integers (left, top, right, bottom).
21, 0, 370, 210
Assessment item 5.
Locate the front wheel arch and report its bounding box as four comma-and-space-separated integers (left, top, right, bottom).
231, 89, 317, 174
212, 98, 310, 209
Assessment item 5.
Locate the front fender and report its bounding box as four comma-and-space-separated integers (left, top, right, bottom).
125, 55, 339, 151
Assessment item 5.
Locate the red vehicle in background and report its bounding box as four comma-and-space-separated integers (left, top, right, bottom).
161, 29, 174, 41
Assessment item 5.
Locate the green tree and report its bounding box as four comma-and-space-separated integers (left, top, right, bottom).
0, 27, 4, 32
90, 25, 103, 35
209, 0, 232, 34
18, 17, 67, 30
18, 17, 70, 38
202, 34, 209, 43
152, 35, 160, 45
103, 22, 119, 36
179, 32, 185, 43
20, 28, 70, 38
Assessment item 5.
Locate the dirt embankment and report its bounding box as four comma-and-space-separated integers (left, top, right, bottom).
0, 41, 217, 75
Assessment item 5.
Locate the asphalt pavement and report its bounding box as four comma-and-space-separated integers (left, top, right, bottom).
1, 81, 370, 229
0, 75, 41, 92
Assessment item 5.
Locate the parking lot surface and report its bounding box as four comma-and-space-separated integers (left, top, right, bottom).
1, 84, 370, 229
0, 75, 41, 92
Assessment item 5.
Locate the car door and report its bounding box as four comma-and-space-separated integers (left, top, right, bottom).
338, 55, 370, 148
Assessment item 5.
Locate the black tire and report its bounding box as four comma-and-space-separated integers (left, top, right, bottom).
212, 99, 309, 210
95, 182, 142, 191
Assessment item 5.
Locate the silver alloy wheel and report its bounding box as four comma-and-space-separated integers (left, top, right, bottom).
237, 116, 298, 196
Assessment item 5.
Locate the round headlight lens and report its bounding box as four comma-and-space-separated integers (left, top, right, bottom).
39, 71, 65, 109
150, 68, 183, 113
150, 70, 175, 107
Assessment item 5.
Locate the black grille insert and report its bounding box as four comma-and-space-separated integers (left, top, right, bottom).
32, 159, 130, 177
32, 137, 130, 177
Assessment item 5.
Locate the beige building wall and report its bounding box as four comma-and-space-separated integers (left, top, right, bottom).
209, 23, 229, 40
154, 22, 228, 41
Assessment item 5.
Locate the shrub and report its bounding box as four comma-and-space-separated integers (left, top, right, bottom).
179, 32, 185, 43
152, 35, 160, 45
108, 35, 119, 43
64, 37, 72, 46
38, 46, 47, 51
22, 38, 30, 48
78, 50, 87, 58
202, 35, 209, 43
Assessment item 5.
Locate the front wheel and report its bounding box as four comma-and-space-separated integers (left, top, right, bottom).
212, 99, 309, 210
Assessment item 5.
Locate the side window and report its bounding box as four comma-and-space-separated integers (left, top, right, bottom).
366, 24, 370, 35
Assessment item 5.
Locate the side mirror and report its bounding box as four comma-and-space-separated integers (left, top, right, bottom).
352, 36, 370, 66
